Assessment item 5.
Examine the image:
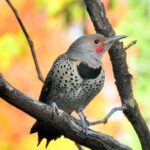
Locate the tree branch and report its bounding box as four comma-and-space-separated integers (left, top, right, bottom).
0, 74, 131, 150
2, 0, 149, 149
124, 40, 137, 51
89, 106, 127, 126
84, 0, 150, 149
5, 0, 44, 82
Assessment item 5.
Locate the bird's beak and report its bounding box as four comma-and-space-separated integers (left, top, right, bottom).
103, 35, 127, 52
104, 35, 127, 46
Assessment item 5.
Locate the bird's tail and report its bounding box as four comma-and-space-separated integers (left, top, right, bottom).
30, 121, 61, 147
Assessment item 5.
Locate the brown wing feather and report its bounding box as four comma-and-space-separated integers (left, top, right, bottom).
39, 70, 52, 103
30, 54, 66, 147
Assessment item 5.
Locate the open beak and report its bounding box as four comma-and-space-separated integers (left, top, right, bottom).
104, 35, 127, 46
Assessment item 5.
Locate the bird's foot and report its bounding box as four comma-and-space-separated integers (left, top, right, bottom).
51, 102, 61, 117
78, 112, 89, 135
89, 105, 127, 126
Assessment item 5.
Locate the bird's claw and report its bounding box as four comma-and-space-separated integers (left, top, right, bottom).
81, 119, 89, 135
51, 102, 60, 117
78, 112, 89, 135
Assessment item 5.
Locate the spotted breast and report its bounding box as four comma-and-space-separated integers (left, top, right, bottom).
39, 53, 105, 113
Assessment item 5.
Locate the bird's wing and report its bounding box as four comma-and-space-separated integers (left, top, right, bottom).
39, 53, 67, 103
39, 69, 53, 103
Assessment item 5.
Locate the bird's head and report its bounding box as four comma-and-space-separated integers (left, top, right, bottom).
67, 34, 127, 68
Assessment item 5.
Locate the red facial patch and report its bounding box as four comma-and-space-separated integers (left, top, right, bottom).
96, 44, 104, 53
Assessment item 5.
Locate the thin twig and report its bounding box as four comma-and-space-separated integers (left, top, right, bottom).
89, 106, 127, 126
5, 0, 44, 82
5, 2, 81, 150
124, 40, 137, 51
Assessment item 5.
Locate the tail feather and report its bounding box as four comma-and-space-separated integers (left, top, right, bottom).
30, 121, 61, 147
46, 139, 51, 148
37, 132, 44, 146
30, 121, 39, 134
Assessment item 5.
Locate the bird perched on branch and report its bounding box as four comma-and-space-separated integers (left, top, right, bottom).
30, 33, 126, 147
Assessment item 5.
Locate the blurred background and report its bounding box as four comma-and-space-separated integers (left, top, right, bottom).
0, 0, 150, 149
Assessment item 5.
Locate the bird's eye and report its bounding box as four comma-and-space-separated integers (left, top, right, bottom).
94, 39, 99, 44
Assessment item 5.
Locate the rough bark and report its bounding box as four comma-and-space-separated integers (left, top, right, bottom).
84, 0, 150, 150
0, 74, 131, 150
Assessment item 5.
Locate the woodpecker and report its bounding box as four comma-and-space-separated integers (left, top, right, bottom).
30, 33, 126, 147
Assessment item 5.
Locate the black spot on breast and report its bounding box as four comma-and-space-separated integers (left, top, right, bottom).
65, 80, 68, 83
77, 62, 102, 80
70, 77, 73, 81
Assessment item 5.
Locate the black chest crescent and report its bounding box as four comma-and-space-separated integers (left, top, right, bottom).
77, 62, 102, 80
